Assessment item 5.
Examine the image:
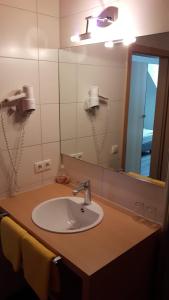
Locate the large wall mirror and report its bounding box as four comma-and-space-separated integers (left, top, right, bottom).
59, 32, 169, 182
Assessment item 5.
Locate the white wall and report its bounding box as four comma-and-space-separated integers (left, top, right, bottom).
0, 1, 60, 198
60, 0, 169, 48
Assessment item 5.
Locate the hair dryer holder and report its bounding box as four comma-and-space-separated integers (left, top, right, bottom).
2, 85, 36, 115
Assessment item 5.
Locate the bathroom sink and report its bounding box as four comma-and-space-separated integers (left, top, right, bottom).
32, 197, 104, 233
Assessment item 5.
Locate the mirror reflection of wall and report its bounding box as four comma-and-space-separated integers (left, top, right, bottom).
59, 32, 169, 181
59, 44, 127, 169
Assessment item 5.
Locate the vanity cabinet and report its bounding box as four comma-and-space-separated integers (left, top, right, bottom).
0, 184, 160, 300
55, 231, 159, 300
84, 233, 159, 300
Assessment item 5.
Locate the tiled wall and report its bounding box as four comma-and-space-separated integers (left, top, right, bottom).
59, 43, 127, 168
0, 1, 60, 198
60, 0, 169, 48
63, 154, 166, 224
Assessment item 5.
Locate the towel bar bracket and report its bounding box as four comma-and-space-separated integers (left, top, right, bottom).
52, 256, 62, 264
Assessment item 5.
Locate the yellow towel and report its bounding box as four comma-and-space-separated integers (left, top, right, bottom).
22, 233, 60, 300
0, 216, 27, 271
127, 172, 165, 188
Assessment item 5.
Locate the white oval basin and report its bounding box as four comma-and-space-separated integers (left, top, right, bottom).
32, 197, 104, 233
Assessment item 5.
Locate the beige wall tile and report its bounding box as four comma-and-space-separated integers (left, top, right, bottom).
108, 100, 123, 134
0, 150, 11, 196
0, 0, 36, 11
59, 48, 85, 64
120, 0, 169, 36
39, 61, 59, 103
0, 6, 38, 59
42, 142, 60, 183
77, 64, 125, 102
97, 132, 120, 168
17, 145, 43, 189
77, 136, 97, 164
60, 103, 77, 140
23, 106, 41, 147
38, 14, 59, 61
60, 0, 101, 17
63, 43, 127, 67
41, 104, 60, 143
61, 139, 77, 156
0, 105, 41, 150
59, 63, 77, 103
77, 102, 110, 138
110, 156, 120, 170
0, 1, 36, 11
75, 131, 120, 167
0, 57, 39, 103
37, 0, 59, 17
0, 1, 60, 197
77, 102, 92, 138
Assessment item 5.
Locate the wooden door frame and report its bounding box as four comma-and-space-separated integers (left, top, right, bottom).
122, 44, 169, 176
150, 57, 169, 179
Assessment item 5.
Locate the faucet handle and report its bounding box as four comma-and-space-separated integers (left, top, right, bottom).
72, 180, 91, 205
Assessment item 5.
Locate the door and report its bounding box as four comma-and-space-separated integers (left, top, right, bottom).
125, 54, 159, 175
125, 60, 148, 173
123, 45, 169, 180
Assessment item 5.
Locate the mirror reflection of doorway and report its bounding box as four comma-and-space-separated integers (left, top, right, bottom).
125, 54, 159, 176
123, 43, 169, 181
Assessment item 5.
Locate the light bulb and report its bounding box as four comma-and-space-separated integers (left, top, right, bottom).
70, 34, 80, 43
104, 41, 114, 48
123, 35, 136, 46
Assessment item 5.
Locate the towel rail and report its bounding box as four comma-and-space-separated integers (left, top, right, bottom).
0, 211, 62, 264
0, 211, 9, 219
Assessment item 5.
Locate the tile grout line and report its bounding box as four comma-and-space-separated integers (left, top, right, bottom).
0, 55, 58, 63
0, 2, 59, 18
36, 0, 43, 186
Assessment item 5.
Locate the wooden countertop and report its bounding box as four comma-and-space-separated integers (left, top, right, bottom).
0, 184, 160, 278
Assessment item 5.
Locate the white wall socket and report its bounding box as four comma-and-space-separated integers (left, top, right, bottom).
34, 161, 44, 173
111, 145, 119, 155
43, 159, 52, 170
70, 152, 83, 159
34, 159, 52, 173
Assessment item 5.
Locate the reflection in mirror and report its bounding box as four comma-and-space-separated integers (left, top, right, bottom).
59, 43, 127, 170
59, 32, 169, 182
124, 32, 169, 181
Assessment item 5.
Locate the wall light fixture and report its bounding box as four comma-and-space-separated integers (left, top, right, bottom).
70, 6, 118, 43
70, 6, 136, 47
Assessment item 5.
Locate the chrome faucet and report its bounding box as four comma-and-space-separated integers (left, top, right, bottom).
72, 180, 91, 205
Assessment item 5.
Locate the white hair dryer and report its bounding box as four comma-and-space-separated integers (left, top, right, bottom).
84, 85, 109, 111
5, 85, 36, 114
